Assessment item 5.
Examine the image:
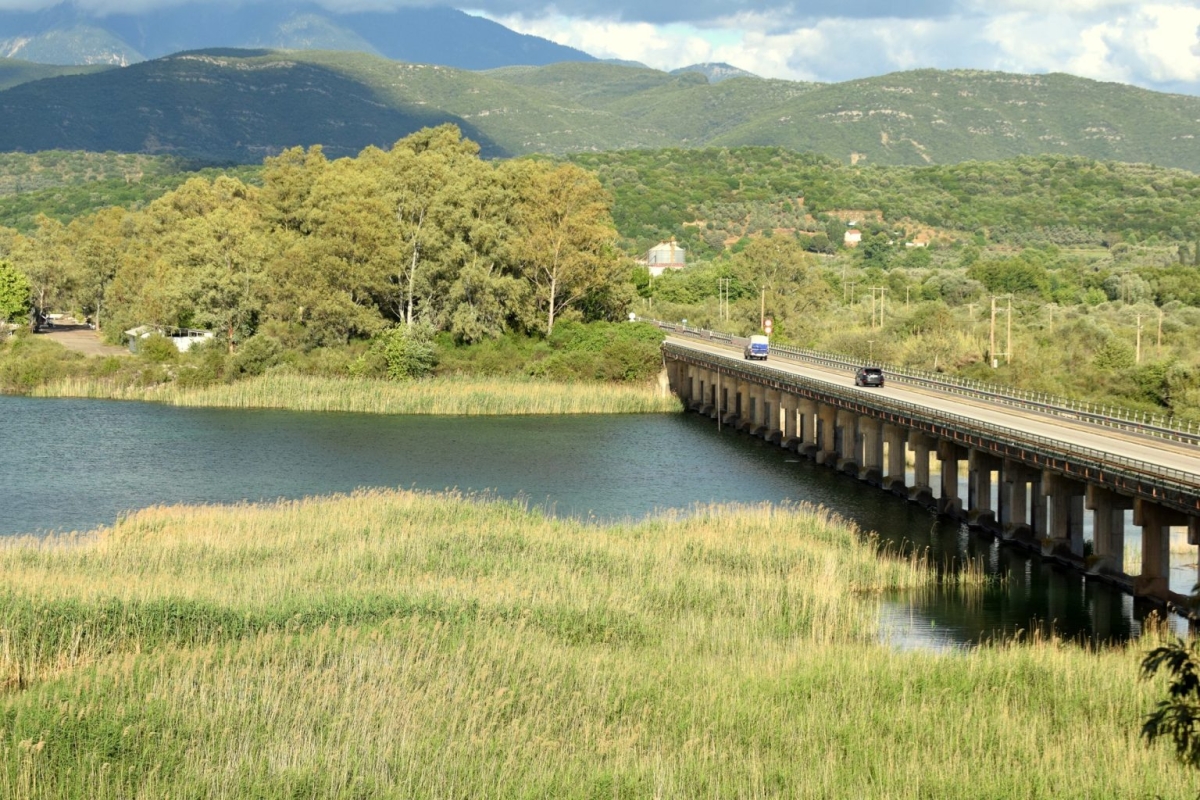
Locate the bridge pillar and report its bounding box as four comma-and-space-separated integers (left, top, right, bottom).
936, 440, 967, 519
755, 383, 768, 435
836, 409, 860, 475
966, 449, 1003, 533
908, 432, 936, 508
858, 416, 884, 486
816, 403, 837, 465
746, 383, 765, 434
883, 425, 907, 494
1000, 460, 1039, 541
1132, 498, 1190, 600
1042, 472, 1086, 559
780, 393, 799, 449
726, 378, 745, 427
1085, 486, 1133, 576
687, 367, 701, 411
799, 399, 818, 458
695, 368, 712, 416
765, 389, 782, 443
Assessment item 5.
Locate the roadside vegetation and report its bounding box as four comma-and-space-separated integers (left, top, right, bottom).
3, 137, 1200, 420
1, 489, 1189, 798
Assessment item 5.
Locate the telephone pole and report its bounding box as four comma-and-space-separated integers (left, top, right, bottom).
1006, 294, 1012, 364
990, 296, 997, 368
1136, 313, 1143, 363
869, 287, 887, 328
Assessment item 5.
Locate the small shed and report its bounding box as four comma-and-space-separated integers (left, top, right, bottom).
844, 229, 862, 247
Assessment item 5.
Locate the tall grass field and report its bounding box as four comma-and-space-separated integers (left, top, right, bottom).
30, 374, 682, 415
0, 490, 1190, 797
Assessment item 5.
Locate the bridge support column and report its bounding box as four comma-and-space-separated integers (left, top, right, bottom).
1086, 486, 1132, 576
695, 369, 713, 416
967, 449, 1003, 533
666, 360, 685, 402
765, 389, 781, 442
726, 379, 745, 427
799, 399, 818, 458
937, 440, 967, 519
1042, 472, 1086, 559
836, 409, 860, 475
1000, 460, 1039, 541
858, 417, 883, 486
747, 383, 766, 434
883, 425, 907, 494
780, 393, 799, 449
1133, 498, 1190, 600
816, 403, 837, 465
908, 432, 936, 508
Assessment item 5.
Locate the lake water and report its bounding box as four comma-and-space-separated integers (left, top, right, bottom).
2, 395, 1184, 646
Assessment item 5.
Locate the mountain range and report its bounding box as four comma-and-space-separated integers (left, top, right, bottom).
0, 49, 1197, 171
0, 1, 593, 69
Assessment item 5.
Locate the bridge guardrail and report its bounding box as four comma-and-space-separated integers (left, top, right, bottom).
663, 343, 1200, 505
640, 317, 1200, 447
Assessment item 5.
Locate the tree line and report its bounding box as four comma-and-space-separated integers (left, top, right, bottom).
0, 125, 632, 350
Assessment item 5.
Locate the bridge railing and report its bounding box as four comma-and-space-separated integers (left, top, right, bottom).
664, 343, 1200, 506
640, 317, 1200, 446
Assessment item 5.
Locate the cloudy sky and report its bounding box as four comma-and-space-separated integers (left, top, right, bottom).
465, 0, 1200, 95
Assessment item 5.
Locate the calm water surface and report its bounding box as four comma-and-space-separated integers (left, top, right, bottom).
3, 395, 1184, 646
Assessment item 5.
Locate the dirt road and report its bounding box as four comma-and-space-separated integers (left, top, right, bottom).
36, 323, 129, 357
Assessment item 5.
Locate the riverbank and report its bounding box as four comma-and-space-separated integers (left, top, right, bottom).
29, 373, 682, 415
0, 490, 1188, 797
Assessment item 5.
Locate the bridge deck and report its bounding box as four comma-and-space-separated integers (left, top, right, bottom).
667, 336, 1200, 483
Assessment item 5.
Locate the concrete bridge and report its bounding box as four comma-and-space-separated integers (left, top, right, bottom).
661, 334, 1200, 606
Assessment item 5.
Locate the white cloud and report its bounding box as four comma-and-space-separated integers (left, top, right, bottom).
484, 3, 1200, 95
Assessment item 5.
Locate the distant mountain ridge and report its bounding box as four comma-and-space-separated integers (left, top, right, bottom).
0, 1, 595, 69
671, 63, 759, 83
0, 50, 1197, 172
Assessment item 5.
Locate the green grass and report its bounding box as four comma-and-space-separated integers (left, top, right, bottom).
0, 489, 1190, 797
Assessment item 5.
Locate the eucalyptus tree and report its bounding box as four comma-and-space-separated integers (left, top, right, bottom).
9, 214, 71, 323
504, 160, 625, 335
379, 125, 482, 329
114, 176, 270, 348
273, 151, 395, 345
67, 206, 129, 332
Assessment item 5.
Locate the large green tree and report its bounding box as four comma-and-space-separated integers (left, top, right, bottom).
0, 259, 31, 323
506, 161, 625, 335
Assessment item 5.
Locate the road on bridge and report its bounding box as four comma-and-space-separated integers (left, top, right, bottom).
667, 336, 1200, 484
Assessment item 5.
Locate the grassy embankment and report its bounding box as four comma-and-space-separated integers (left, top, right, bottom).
29, 373, 682, 415
0, 490, 1190, 798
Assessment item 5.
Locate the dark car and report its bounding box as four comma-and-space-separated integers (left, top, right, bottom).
854, 367, 884, 387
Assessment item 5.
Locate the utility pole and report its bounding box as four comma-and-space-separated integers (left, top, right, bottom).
1006, 294, 1012, 364
1158, 308, 1163, 356
1136, 313, 1143, 364
989, 296, 997, 368
869, 287, 887, 328
760, 286, 766, 329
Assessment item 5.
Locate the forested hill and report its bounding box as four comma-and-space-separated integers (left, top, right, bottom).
0, 50, 1198, 170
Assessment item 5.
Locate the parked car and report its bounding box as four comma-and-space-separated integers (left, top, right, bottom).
854, 367, 884, 387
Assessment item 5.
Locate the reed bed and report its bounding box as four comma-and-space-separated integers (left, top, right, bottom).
31, 373, 682, 415
0, 490, 1189, 798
